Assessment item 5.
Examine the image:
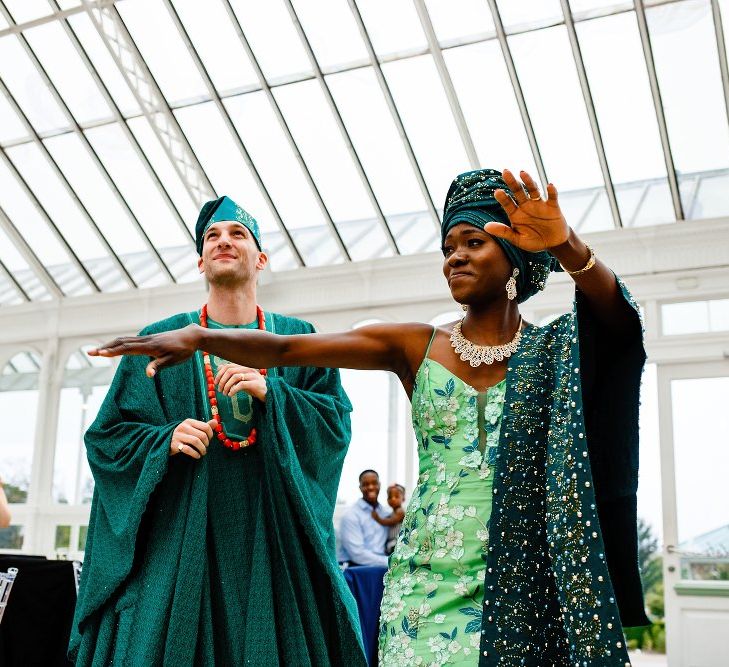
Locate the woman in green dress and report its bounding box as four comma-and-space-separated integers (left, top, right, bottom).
91, 168, 648, 666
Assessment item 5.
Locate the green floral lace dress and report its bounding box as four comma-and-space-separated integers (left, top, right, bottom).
379, 338, 506, 666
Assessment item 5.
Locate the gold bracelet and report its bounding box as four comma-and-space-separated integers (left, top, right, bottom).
564, 245, 596, 277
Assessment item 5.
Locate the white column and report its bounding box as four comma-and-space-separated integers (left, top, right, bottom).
25, 335, 63, 553
386, 373, 399, 484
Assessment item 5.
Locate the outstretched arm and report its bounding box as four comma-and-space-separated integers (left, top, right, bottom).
488, 168, 638, 336
90, 322, 431, 382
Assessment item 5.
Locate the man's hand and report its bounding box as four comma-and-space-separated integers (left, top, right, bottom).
170, 418, 216, 459
214, 364, 267, 403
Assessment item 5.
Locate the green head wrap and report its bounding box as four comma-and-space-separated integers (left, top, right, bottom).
195, 196, 262, 255
442, 169, 560, 304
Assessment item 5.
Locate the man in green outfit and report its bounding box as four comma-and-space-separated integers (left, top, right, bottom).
70, 197, 365, 666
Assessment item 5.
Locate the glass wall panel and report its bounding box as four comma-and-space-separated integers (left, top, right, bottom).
672, 375, 729, 580
0, 352, 41, 505
52, 346, 114, 505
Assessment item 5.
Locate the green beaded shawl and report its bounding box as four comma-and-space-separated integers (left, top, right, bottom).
478, 280, 648, 666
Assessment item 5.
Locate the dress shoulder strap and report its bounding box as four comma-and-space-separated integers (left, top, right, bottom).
423, 326, 438, 360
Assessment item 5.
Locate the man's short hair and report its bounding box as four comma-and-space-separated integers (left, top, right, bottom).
358, 469, 379, 482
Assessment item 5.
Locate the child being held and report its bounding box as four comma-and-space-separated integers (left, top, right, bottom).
371, 484, 406, 555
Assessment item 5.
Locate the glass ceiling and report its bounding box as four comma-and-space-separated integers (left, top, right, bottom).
0, 0, 728, 306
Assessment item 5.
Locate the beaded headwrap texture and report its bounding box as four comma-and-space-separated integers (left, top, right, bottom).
196, 195, 262, 255
441, 168, 561, 303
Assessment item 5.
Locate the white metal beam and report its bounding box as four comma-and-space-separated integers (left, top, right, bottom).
348, 0, 442, 231
81, 0, 216, 207
0, 204, 62, 299
49, 0, 193, 246
413, 0, 480, 170
219, 0, 350, 262
486, 0, 549, 193
165, 0, 307, 266
283, 0, 401, 255
633, 0, 685, 220
1, 216, 728, 344
561, 0, 623, 228
711, 0, 729, 134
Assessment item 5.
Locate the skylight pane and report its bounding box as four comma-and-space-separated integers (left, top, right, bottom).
5, 142, 107, 261
0, 155, 75, 268
273, 79, 376, 224
357, 0, 427, 55
648, 0, 729, 216
126, 116, 198, 229
577, 10, 674, 224
326, 67, 427, 217
174, 101, 277, 232
0, 89, 27, 144
116, 0, 208, 104
496, 0, 562, 29
0, 36, 68, 134
2, 0, 50, 24
425, 0, 495, 43
227, 0, 311, 80
509, 25, 604, 191
44, 132, 147, 255
291, 0, 368, 69
170, 0, 258, 93
224, 92, 326, 232
443, 41, 538, 177
23, 21, 112, 124
85, 123, 189, 249
65, 13, 141, 117
382, 54, 471, 207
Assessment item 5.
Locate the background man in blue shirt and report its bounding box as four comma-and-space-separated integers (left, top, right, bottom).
337, 470, 390, 567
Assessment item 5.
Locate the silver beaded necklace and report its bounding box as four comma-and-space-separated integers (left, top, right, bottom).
450, 317, 523, 367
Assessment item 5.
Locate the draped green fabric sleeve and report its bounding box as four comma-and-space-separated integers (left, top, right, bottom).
578, 278, 650, 628
69, 322, 186, 656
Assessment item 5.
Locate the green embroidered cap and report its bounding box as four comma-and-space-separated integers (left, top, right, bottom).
195, 195, 261, 255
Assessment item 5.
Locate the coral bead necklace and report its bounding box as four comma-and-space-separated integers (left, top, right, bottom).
199, 304, 266, 450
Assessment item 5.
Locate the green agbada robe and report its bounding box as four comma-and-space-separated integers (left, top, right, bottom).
69, 311, 366, 667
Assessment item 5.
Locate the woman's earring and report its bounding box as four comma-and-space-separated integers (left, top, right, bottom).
461, 303, 468, 311
506, 268, 519, 301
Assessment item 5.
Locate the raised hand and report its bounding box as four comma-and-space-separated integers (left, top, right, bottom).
486, 168, 570, 252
